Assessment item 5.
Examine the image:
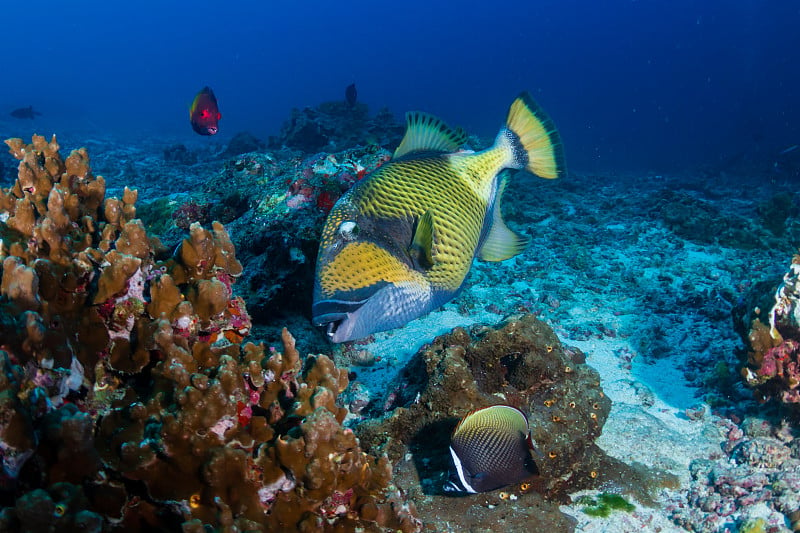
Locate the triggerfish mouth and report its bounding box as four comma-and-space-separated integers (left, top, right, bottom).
444, 405, 539, 493
312, 92, 566, 342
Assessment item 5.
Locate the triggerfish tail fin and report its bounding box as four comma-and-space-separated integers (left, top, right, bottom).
504, 92, 566, 179
393, 112, 468, 159
478, 173, 530, 261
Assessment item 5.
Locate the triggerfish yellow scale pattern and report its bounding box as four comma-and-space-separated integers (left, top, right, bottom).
319, 242, 428, 293
313, 92, 566, 342
352, 157, 488, 290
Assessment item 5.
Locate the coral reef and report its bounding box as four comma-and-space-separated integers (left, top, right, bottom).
269, 99, 404, 153
357, 315, 617, 494
135, 138, 393, 346
667, 415, 800, 532
162, 144, 198, 166
0, 136, 419, 531
171, 199, 212, 230
200, 145, 392, 328
221, 131, 265, 159
352, 314, 676, 531
758, 192, 796, 237
741, 252, 800, 406
647, 189, 780, 250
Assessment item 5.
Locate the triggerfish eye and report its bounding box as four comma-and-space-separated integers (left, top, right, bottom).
444, 405, 538, 494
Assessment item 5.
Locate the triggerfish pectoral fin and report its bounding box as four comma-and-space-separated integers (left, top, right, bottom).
409, 210, 435, 270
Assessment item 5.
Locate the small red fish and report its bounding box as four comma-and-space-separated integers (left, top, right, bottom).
189, 86, 221, 135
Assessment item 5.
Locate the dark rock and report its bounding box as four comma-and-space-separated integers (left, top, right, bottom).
647, 189, 767, 249
162, 144, 197, 165
355, 315, 675, 531
221, 131, 265, 158
758, 191, 796, 236
269, 101, 403, 153
356, 314, 611, 494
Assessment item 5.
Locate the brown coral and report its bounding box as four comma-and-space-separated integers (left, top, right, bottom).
0, 136, 418, 532
95, 329, 418, 531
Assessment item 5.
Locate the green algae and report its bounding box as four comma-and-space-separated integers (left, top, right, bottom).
739, 517, 768, 533
577, 493, 635, 517
136, 197, 177, 235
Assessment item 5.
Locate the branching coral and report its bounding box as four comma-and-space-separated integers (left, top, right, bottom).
0, 136, 419, 531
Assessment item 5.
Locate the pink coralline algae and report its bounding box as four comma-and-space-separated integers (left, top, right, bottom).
172, 199, 211, 230
284, 151, 389, 214
743, 254, 800, 405
667, 416, 800, 532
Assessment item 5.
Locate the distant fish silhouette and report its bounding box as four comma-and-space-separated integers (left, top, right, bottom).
345, 83, 357, 107
189, 86, 221, 135
10, 106, 42, 119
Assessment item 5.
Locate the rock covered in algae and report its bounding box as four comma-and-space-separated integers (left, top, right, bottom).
356, 314, 677, 531
268, 99, 403, 153
742, 252, 800, 408
0, 136, 420, 532
358, 314, 611, 495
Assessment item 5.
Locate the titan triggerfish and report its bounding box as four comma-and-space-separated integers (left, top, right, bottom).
313, 92, 566, 342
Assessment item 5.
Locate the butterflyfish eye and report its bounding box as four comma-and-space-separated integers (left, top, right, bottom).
201, 110, 210, 119
189, 493, 201, 509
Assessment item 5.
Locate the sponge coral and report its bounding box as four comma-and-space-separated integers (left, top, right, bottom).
0, 136, 419, 531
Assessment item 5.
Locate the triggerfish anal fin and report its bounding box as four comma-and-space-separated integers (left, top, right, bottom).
393, 112, 468, 158
409, 210, 435, 270
505, 92, 566, 179
478, 173, 530, 262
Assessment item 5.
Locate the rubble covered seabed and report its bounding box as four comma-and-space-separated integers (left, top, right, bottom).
1, 99, 800, 532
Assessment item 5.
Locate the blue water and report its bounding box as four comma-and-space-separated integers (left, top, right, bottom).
0, 0, 798, 173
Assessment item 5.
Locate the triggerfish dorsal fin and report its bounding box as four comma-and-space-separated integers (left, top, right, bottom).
478, 173, 530, 261
393, 112, 467, 159
409, 210, 435, 270
504, 92, 566, 179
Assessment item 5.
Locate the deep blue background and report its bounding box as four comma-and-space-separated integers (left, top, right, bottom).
0, 0, 798, 173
